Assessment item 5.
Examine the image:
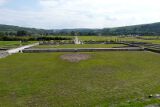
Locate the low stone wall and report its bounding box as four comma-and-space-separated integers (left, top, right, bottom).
23, 47, 144, 53
144, 48, 160, 53
0, 48, 8, 51
39, 41, 74, 45
122, 42, 160, 54
83, 41, 118, 44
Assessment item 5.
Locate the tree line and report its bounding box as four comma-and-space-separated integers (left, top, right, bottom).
1, 22, 160, 36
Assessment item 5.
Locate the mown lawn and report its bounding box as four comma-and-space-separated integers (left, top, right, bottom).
0, 52, 160, 107
34, 44, 126, 48
117, 37, 160, 44
78, 36, 118, 41
0, 41, 36, 49
78, 36, 160, 44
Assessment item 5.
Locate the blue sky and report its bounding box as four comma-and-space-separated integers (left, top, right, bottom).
0, 0, 160, 29
3, 0, 40, 11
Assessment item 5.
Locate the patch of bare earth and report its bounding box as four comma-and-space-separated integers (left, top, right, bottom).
60, 53, 91, 62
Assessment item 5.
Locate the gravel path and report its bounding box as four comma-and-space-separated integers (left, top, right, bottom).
0, 43, 39, 59
7, 43, 39, 54
0, 51, 9, 58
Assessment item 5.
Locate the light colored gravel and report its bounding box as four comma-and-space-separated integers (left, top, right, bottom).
0, 51, 9, 58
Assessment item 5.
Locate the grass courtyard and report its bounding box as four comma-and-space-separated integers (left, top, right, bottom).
34, 44, 127, 49
0, 51, 160, 106
78, 36, 160, 44
0, 41, 36, 49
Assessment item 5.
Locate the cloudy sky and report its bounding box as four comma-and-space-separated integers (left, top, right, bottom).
0, 0, 160, 29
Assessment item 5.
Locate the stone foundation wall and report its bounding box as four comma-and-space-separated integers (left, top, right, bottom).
23, 47, 144, 53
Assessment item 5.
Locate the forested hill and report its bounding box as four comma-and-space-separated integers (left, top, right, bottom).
0, 22, 160, 36
0, 24, 50, 34
101, 22, 160, 36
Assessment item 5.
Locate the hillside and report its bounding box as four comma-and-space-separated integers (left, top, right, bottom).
102, 22, 160, 35
1, 22, 160, 36
0, 24, 47, 34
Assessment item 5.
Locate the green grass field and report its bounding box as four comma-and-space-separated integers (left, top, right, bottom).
34, 44, 126, 48
78, 36, 118, 41
117, 37, 160, 44
0, 41, 36, 49
0, 52, 160, 106
78, 36, 160, 44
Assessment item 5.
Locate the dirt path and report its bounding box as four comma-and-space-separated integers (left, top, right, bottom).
60, 53, 91, 62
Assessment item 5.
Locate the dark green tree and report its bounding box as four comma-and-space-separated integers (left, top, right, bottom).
17, 30, 28, 36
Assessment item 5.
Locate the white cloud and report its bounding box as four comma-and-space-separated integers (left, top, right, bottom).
0, 0, 10, 6
0, 0, 160, 28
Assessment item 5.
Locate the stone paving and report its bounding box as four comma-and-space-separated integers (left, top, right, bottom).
0, 51, 9, 58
